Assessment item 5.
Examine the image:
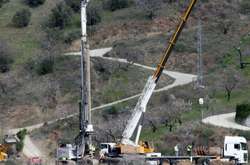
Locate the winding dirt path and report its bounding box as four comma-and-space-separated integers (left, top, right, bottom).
202, 112, 250, 131
66, 48, 196, 109
11, 47, 196, 159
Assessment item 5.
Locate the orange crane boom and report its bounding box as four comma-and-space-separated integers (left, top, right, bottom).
117, 0, 198, 154
153, 0, 197, 82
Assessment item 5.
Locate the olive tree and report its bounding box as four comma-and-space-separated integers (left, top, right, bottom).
222, 68, 240, 101
12, 9, 31, 28
48, 2, 73, 29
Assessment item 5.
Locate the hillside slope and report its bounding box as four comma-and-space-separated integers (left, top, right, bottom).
0, 0, 250, 163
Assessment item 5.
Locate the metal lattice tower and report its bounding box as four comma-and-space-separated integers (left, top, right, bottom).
196, 19, 204, 88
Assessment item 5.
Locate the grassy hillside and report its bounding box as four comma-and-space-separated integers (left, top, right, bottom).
0, 0, 250, 163
31, 0, 250, 159
0, 0, 174, 128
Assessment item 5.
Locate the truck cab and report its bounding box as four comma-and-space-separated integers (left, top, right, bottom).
57, 144, 77, 161
224, 136, 248, 164
99, 143, 119, 158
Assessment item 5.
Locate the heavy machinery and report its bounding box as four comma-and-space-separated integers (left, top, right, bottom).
146, 136, 248, 165
0, 144, 8, 161
195, 136, 248, 164
57, 0, 94, 161
100, 0, 197, 157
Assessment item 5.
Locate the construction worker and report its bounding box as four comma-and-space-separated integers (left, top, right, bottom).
174, 144, 179, 156
186, 144, 192, 156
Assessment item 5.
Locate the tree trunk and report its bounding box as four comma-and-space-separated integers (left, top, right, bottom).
227, 91, 231, 101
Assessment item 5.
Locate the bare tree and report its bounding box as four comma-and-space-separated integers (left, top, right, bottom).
222, 68, 239, 101
135, 0, 163, 19
105, 129, 117, 142
148, 120, 157, 132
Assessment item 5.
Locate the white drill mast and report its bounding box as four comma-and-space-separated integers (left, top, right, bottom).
77, 0, 94, 157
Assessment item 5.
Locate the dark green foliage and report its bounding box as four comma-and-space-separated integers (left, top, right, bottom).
174, 42, 187, 52
235, 130, 250, 141
24, 0, 46, 7
235, 102, 250, 123
36, 56, 54, 75
0, 0, 9, 8
16, 129, 27, 152
17, 129, 27, 141
103, 0, 130, 11
48, 2, 73, 29
240, 0, 250, 14
12, 9, 31, 28
0, 55, 12, 73
0, 40, 13, 73
87, 3, 102, 26
63, 29, 81, 43
16, 141, 24, 152
64, 0, 80, 12
106, 106, 119, 115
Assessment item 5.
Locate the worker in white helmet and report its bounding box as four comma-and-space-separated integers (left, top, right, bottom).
174, 144, 179, 156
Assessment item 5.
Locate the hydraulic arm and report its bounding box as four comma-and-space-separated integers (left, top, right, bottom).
121, 0, 197, 147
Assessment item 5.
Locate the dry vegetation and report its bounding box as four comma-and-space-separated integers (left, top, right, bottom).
0, 0, 250, 164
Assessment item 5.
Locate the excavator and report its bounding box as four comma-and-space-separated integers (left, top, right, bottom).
100, 0, 197, 157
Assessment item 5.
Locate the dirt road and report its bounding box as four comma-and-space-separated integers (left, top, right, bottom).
11, 47, 196, 159
66, 48, 197, 109
202, 112, 250, 131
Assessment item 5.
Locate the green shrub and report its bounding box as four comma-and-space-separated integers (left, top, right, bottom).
12, 9, 31, 28
87, 3, 102, 26
24, 0, 46, 7
235, 102, 250, 123
105, 106, 119, 115
240, 0, 250, 14
103, 0, 130, 11
0, 0, 9, 8
64, 0, 80, 12
63, 29, 80, 43
16, 129, 27, 152
235, 130, 250, 141
0, 40, 13, 73
17, 129, 27, 141
174, 42, 187, 52
36, 56, 54, 75
16, 141, 24, 152
48, 2, 73, 29
0, 55, 12, 73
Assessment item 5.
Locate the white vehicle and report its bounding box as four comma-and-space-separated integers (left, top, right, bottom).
99, 143, 118, 158
223, 136, 248, 164
57, 144, 77, 161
